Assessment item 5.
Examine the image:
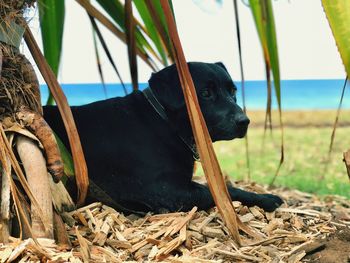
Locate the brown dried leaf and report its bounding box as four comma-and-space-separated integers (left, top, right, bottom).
159, 0, 242, 245
24, 28, 89, 206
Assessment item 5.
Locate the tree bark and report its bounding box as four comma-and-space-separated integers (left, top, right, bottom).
53, 211, 71, 248
49, 175, 75, 213
0, 155, 11, 243
16, 135, 54, 239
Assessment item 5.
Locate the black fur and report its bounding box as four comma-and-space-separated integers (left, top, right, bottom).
44, 62, 283, 213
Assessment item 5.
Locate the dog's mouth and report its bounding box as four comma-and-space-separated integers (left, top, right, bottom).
234, 123, 249, 138
209, 116, 249, 142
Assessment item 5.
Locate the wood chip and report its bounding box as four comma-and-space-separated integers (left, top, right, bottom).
75, 227, 91, 263
1, 182, 348, 262
250, 206, 265, 219
7, 239, 33, 262
262, 218, 284, 234
202, 226, 225, 239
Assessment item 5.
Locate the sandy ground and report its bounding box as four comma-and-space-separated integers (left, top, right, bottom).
247, 109, 350, 128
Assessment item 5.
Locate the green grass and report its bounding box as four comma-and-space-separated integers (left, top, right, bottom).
196, 124, 350, 199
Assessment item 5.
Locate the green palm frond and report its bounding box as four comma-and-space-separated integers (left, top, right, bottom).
38, 0, 65, 105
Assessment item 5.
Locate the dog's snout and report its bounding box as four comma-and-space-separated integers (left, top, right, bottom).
236, 115, 250, 127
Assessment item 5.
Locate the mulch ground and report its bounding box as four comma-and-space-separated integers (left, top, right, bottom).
0, 181, 349, 262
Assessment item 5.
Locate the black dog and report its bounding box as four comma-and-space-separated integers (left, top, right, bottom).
44, 62, 283, 213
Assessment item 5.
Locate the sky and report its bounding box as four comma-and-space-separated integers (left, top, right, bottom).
26, 0, 346, 84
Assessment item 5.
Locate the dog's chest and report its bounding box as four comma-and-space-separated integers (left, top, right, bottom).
99, 93, 195, 178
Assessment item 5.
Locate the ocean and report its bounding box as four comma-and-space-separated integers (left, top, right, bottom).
40, 79, 350, 110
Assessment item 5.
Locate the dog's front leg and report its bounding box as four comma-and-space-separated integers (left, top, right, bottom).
151, 182, 216, 213
227, 186, 283, 212
178, 182, 283, 212
152, 182, 283, 213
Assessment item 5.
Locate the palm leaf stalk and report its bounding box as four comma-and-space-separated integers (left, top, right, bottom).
144, 0, 174, 63
344, 148, 350, 179
89, 15, 127, 95
75, 0, 158, 71
233, 0, 250, 181
322, 77, 348, 179
264, 65, 272, 133
95, 0, 164, 65
24, 27, 89, 207
125, 0, 138, 91
91, 27, 108, 98
134, 0, 170, 65
247, 0, 284, 186
160, 0, 262, 245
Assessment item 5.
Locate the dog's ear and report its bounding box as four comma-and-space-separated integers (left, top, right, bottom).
148, 64, 185, 111
215, 62, 229, 73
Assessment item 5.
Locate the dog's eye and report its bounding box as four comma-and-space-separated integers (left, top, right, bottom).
228, 87, 237, 97
201, 89, 212, 98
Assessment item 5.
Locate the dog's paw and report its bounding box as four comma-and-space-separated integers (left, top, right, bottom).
258, 194, 283, 212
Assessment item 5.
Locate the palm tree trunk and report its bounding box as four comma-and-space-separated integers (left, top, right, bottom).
16, 135, 54, 238
0, 155, 11, 243
0, 0, 66, 241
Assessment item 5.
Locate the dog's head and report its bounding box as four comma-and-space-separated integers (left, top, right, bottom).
148, 62, 249, 142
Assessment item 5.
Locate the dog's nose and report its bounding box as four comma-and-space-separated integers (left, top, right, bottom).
236, 116, 250, 127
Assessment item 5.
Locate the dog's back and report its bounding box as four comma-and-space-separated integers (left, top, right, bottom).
43, 90, 195, 211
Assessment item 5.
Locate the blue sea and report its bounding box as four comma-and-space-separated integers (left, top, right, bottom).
40, 79, 350, 110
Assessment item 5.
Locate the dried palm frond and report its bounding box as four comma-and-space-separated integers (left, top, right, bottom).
0, 0, 36, 23
0, 44, 41, 121
159, 0, 246, 245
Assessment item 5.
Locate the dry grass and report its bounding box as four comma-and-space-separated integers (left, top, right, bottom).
247, 109, 350, 127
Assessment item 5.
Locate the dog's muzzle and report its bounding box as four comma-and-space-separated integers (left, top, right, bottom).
210, 114, 250, 141
234, 115, 250, 138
